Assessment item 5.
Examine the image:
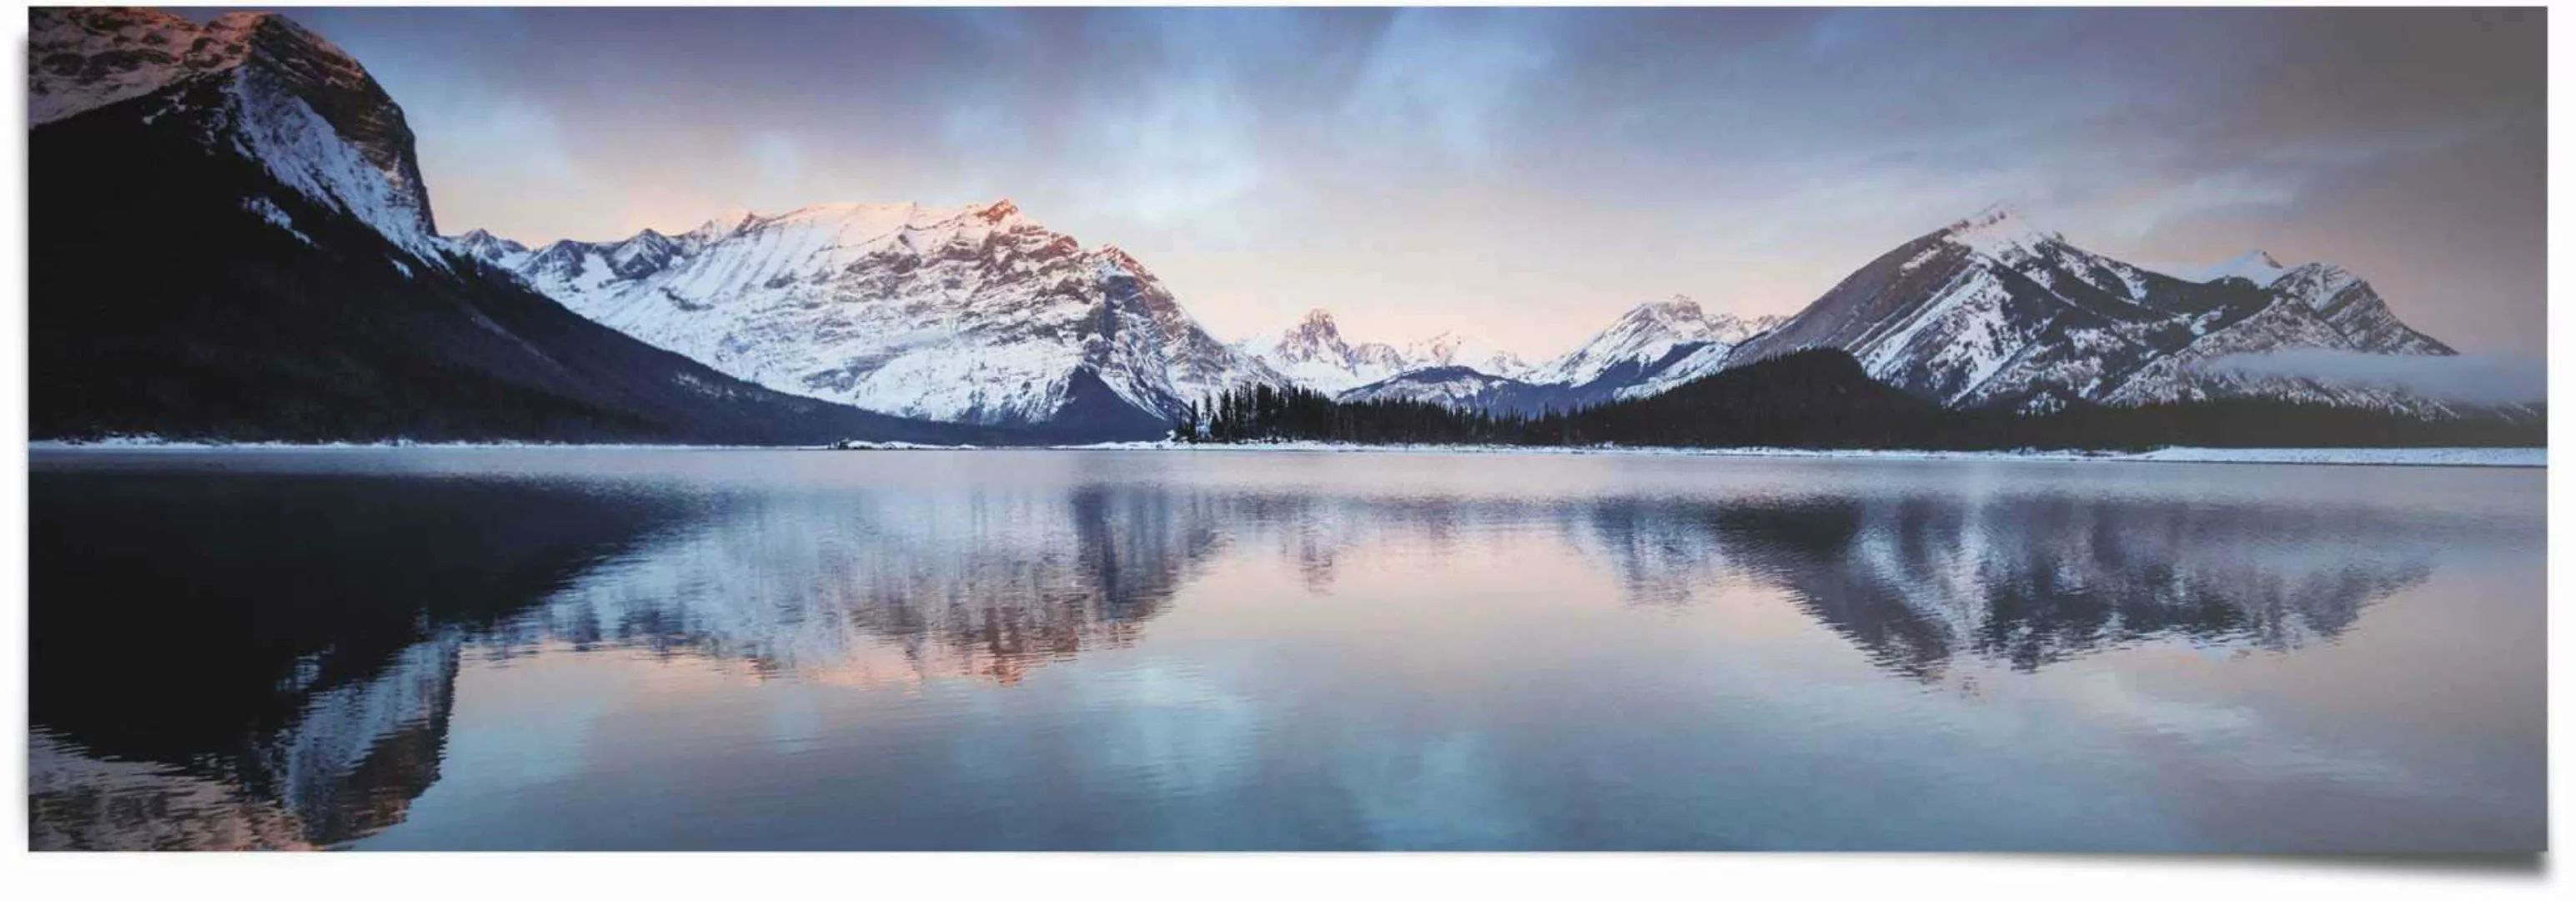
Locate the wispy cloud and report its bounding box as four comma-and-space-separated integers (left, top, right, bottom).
1338, 8, 1559, 167
274, 8, 2544, 355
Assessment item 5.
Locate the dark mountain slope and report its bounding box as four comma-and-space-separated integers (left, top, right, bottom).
1552, 350, 1963, 448
29, 9, 1005, 445
31, 92, 996, 444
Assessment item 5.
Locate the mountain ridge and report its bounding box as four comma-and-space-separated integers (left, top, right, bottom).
31, 8, 2503, 444
475, 199, 1282, 434
28, 6, 1014, 445
1726, 205, 2463, 415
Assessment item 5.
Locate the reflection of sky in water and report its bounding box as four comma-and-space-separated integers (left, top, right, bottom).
27, 450, 2547, 851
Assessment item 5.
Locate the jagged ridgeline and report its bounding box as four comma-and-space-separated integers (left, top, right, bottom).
1181, 350, 2543, 450
25, 8, 2539, 447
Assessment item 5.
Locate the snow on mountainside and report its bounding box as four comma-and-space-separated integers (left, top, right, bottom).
484, 199, 1281, 429
1334, 297, 1785, 414
32, 7, 1002, 445
452, 228, 528, 265
33, 9, 2487, 435
1242, 310, 1414, 394
1727, 204, 2460, 415
1240, 309, 1532, 394
33, 8, 444, 261
1522, 295, 1782, 388
1614, 341, 1744, 401
1339, 366, 1539, 409
2262, 262, 2452, 356
1403, 331, 1533, 380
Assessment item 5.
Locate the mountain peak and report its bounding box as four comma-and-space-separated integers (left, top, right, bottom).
226, 10, 379, 100
1097, 244, 1141, 265
977, 198, 1022, 223
1616, 295, 1709, 332
225, 10, 327, 46
208, 11, 281, 30
1521, 295, 1721, 387
33, 6, 441, 249
1272, 308, 1349, 354
1639, 294, 1705, 318
449, 227, 530, 264
1942, 203, 2061, 260
685, 209, 762, 243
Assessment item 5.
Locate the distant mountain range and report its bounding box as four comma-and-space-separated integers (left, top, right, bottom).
1336, 296, 1786, 415
27, 8, 2506, 445
1235, 309, 1530, 394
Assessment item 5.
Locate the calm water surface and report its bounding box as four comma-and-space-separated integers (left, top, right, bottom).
28, 449, 2546, 851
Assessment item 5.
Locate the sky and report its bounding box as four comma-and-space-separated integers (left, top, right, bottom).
261, 6, 2546, 359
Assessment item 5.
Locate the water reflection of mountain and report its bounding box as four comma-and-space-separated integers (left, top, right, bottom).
29, 473, 1236, 847
495, 485, 1228, 685
29, 637, 460, 851
30, 472, 678, 849
1563, 493, 2438, 679
29, 463, 2474, 848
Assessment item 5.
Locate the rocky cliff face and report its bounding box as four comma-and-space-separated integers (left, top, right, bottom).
34, 8, 438, 252
30, 7, 999, 445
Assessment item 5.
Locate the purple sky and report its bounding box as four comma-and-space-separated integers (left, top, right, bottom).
258, 7, 2544, 358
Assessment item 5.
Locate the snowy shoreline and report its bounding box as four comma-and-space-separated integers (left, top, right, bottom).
30, 438, 2544, 468
1037, 441, 2547, 468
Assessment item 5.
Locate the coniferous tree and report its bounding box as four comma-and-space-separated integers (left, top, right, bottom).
1183, 350, 2539, 451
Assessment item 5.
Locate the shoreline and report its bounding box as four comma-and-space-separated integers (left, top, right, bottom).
1040, 441, 2548, 468
28, 439, 2546, 468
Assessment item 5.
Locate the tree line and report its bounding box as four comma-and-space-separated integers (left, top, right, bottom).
1173, 350, 2544, 450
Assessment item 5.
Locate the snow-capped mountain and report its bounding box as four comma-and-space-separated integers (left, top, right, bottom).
29, 8, 2502, 442
1727, 205, 2459, 415
1610, 339, 1758, 402
1403, 331, 1533, 380
1348, 295, 1785, 414
484, 200, 1281, 434
451, 228, 529, 265
33, 7, 444, 260
2260, 262, 2451, 356
1337, 366, 1586, 416
1241, 309, 1415, 394
31, 7, 992, 445
1522, 295, 1784, 388
1238, 309, 1532, 394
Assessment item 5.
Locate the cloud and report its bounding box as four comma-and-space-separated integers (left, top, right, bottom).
2091, 169, 2305, 239
1338, 9, 1559, 165
279, 8, 2542, 356
2207, 349, 2545, 405
1064, 78, 1266, 227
